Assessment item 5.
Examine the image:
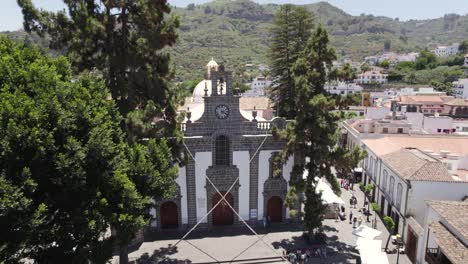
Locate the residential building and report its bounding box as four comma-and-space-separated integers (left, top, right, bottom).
244, 76, 271, 97
452, 79, 468, 99
453, 119, 468, 134
325, 82, 363, 95
443, 98, 468, 118
364, 56, 379, 65
416, 200, 468, 264
359, 135, 468, 254
398, 95, 449, 114
348, 118, 411, 135
433, 43, 459, 57
356, 71, 388, 84
377, 52, 419, 64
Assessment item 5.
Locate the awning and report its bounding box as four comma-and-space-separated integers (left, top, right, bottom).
356, 237, 382, 251
316, 179, 345, 204
352, 225, 382, 239
356, 237, 388, 264
359, 251, 389, 264
301, 170, 344, 205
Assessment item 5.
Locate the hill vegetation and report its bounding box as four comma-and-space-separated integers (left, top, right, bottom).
3, 0, 468, 82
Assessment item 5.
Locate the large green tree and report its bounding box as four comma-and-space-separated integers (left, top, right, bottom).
268, 4, 314, 119
0, 37, 177, 263
278, 26, 352, 238
17, 0, 180, 121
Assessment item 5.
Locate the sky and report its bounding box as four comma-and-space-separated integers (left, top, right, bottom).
2, 0, 468, 31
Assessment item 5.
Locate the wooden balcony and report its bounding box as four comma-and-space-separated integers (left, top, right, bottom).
425, 248, 453, 264
425, 248, 439, 264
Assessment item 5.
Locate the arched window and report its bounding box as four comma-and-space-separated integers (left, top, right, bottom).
396, 183, 403, 210
382, 170, 388, 191
389, 177, 395, 201
215, 135, 229, 166
270, 152, 282, 178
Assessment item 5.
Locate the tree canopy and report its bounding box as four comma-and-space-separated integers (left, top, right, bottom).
18, 0, 180, 121
0, 36, 177, 263
268, 4, 314, 119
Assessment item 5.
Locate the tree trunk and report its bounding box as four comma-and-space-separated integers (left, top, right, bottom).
384, 229, 393, 252
119, 245, 129, 264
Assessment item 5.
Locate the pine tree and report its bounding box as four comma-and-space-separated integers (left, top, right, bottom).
278, 25, 340, 238
269, 5, 314, 119
17, 0, 180, 121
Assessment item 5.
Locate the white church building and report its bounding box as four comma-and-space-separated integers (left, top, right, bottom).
150, 60, 297, 230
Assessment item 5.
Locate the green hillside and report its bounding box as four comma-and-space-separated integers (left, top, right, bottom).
170, 0, 468, 81
3, 0, 468, 82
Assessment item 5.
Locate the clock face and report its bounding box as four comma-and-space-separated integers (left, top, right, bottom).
215, 104, 230, 119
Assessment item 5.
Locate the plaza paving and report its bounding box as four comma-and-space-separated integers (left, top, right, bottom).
112, 184, 411, 264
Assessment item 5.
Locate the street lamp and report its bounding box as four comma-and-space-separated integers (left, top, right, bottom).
395, 234, 403, 264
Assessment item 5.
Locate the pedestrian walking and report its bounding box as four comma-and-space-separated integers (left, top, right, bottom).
358, 215, 363, 226
353, 215, 357, 228
349, 211, 353, 224
321, 247, 327, 259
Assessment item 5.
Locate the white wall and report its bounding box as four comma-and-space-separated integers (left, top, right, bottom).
377, 163, 409, 236
422, 116, 453, 134
283, 155, 294, 219
405, 112, 424, 129
150, 198, 157, 227
195, 152, 212, 223
258, 150, 276, 220
176, 166, 188, 225
366, 107, 390, 120
416, 204, 441, 264
233, 151, 250, 220
408, 181, 468, 225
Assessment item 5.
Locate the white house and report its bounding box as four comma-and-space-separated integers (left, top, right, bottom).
359, 135, 468, 259
452, 78, 468, 99
325, 82, 363, 95
356, 71, 388, 84
415, 200, 468, 264
244, 76, 271, 97
433, 43, 459, 57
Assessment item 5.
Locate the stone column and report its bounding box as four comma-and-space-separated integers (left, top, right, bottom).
249, 148, 259, 223
186, 158, 197, 225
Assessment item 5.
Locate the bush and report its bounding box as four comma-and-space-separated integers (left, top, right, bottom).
371, 202, 380, 213
358, 182, 365, 191
289, 209, 298, 219
383, 216, 395, 231
364, 184, 374, 194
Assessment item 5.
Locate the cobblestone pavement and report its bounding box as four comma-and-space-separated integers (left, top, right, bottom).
112, 183, 411, 264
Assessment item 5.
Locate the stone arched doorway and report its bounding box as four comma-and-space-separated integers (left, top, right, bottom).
267, 196, 283, 223
212, 192, 234, 226
160, 201, 179, 229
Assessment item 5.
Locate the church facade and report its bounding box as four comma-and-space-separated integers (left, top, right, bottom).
151, 61, 296, 230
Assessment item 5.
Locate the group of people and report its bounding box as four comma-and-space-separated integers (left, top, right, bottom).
283, 247, 328, 263
349, 210, 364, 228
340, 179, 351, 190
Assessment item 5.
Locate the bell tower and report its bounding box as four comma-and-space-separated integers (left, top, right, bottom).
210, 63, 234, 96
